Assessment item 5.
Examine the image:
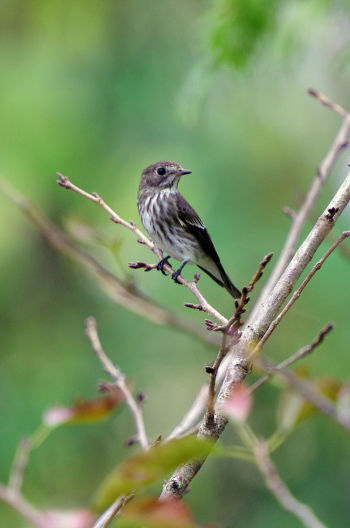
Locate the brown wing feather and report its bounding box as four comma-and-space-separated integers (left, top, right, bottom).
176, 194, 221, 262
176, 193, 241, 298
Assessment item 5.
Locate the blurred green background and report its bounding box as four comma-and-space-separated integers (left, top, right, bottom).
1, 0, 350, 526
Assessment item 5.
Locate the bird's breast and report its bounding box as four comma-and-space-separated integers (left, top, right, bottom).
138, 190, 201, 262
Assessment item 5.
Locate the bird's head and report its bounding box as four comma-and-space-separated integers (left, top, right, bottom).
140, 161, 192, 191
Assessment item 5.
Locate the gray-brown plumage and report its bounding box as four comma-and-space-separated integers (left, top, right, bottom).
137, 161, 241, 298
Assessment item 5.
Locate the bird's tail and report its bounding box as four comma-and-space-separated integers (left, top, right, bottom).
197, 259, 241, 299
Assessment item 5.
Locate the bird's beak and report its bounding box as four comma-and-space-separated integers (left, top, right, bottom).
179, 169, 192, 176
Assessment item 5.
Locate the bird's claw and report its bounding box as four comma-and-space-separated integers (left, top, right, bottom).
171, 270, 181, 284
156, 256, 170, 276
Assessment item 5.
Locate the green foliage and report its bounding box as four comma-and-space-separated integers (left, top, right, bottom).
208, 0, 282, 68
207, 0, 350, 69
94, 437, 214, 511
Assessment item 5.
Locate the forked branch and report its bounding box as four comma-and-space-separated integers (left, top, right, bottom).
85, 317, 149, 450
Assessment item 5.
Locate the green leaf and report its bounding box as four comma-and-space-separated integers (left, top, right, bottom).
208, 0, 281, 69
94, 437, 214, 511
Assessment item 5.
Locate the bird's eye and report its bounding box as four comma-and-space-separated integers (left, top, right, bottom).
157, 167, 166, 176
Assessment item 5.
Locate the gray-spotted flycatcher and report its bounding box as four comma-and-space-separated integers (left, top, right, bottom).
137, 161, 241, 298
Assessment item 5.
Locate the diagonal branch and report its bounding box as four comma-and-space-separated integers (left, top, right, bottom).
0, 178, 217, 347
249, 323, 334, 394
239, 174, 350, 353
8, 438, 31, 494
57, 173, 227, 326
93, 494, 134, 528
259, 357, 350, 432
253, 89, 350, 311
205, 252, 274, 423
254, 440, 326, 528
250, 230, 350, 357
160, 168, 350, 500
85, 317, 149, 450
57, 173, 154, 251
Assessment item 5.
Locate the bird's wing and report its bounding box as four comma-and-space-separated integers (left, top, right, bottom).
176, 193, 241, 299
176, 193, 206, 229
176, 193, 220, 261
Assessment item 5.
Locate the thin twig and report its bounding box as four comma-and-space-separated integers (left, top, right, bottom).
254, 440, 327, 528
167, 253, 274, 439
130, 261, 228, 324
308, 88, 348, 118
206, 333, 230, 421
252, 231, 350, 356
204, 253, 273, 426
253, 91, 350, 312
214, 252, 274, 333
186, 277, 228, 324
249, 323, 334, 394
85, 317, 149, 451
93, 494, 134, 528
260, 357, 350, 432
0, 178, 217, 347
0, 483, 47, 528
8, 438, 31, 493
57, 173, 153, 250
57, 173, 227, 326
319, 217, 350, 260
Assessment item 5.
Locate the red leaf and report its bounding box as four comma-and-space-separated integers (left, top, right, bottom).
122, 497, 197, 528
43, 389, 124, 427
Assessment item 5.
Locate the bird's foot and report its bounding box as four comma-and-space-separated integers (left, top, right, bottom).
156, 256, 171, 275
171, 260, 189, 284
171, 269, 182, 284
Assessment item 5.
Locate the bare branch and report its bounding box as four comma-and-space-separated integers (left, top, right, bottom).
131, 261, 228, 324
57, 173, 227, 326
206, 333, 230, 421
204, 253, 274, 421
93, 494, 134, 528
184, 276, 227, 324
254, 440, 327, 528
159, 354, 247, 501
283, 206, 297, 220
259, 358, 350, 432
160, 166, 350, 500
0, 178, 217, 347
252, 231, 350, 355
249, 323, 334, 394
57, 173, 153, 251
308, 88, 347, 118
214, 252, 274, 333
323, 223, 350, 261
0, 483, 47, 528
254, 93, 350, 310
8, 438, 31, 494
85, 317, 149, 450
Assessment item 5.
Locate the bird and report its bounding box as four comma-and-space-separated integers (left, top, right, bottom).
137, 160, 241, 299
